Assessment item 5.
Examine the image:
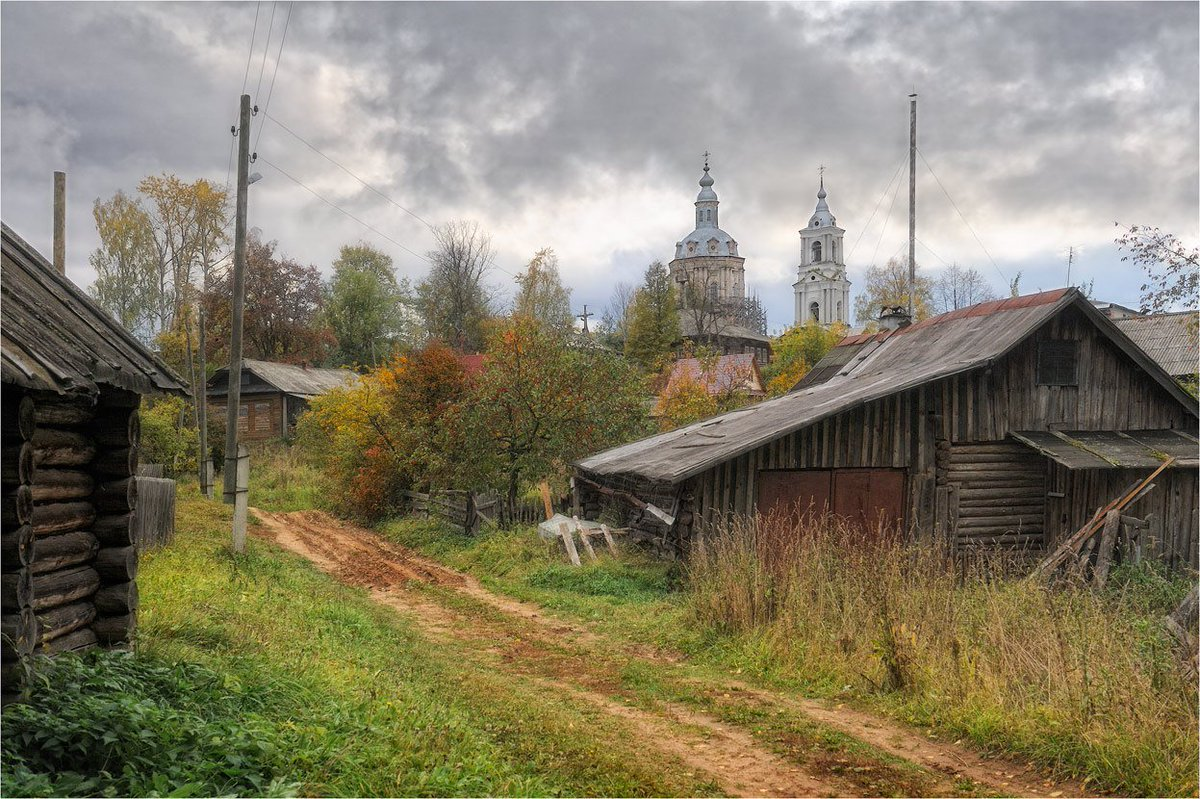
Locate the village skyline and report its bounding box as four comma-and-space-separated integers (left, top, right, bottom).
2, 1, 1198, 330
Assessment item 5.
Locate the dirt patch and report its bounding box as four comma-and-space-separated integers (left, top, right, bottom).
249, 508, 1088, 798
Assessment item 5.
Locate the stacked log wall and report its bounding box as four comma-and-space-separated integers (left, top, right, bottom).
1, 388, 141, 698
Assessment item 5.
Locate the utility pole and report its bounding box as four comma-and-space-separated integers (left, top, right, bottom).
224, 94, 251, 510
907, 93, 917, 320
53, 171, 66, 275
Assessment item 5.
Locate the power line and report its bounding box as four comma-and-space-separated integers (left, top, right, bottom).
257, 155, 431, 264
240, 3, 261, 96
916, 146, 1007, 284
915, 236, 951, 269
847, 151, 907, 263
869, 165, 905, 267
263, 111, 435, 229
254, 1, 278, 102
253, 2, 292, 152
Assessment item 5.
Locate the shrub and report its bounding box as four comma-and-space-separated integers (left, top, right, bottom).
139, 396, 199, 476
1, 650, 297, 797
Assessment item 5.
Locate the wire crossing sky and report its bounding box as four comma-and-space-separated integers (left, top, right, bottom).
2, 2, 1197, 327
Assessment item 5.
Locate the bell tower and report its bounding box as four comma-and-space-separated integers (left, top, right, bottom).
793, 171, 851, 326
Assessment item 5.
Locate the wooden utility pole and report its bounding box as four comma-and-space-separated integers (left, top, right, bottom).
53, 171, 66, 275
223, 94, 251, 505
907, 94, 917, 320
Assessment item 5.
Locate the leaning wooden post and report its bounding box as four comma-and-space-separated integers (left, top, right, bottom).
232, 444, 249, 553
557, 522, 581, 567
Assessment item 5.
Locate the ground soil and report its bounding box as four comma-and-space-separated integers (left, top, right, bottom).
251, 508, 1089, 799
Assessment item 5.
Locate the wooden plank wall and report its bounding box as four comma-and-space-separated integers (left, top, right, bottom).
134, 477, 176, 551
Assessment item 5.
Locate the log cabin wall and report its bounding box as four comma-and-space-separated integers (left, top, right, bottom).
2, 387, 140, 701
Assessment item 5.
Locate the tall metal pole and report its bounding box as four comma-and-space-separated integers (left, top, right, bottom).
223, 94, 251, 505
53, 171, 66, 275
908, 93, 917, 320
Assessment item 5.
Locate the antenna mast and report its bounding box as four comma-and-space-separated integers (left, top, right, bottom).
1066, 246, 1074, 286
908, 93, 917, 320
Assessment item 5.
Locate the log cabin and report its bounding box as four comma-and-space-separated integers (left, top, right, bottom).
574, 288, 1199, 567
1, 223, 188, 696
206, 359, 356, 441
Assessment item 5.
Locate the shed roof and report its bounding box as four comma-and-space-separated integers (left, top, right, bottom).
576, 288, 1198, 485
1112, 312, 1198, 378
1011, 429, 1198, 469
208, 359, 356, 398
1, 222, 189, 398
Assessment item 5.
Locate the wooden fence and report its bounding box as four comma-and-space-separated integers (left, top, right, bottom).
398, 489, 553, 534
133, 477, 175, 551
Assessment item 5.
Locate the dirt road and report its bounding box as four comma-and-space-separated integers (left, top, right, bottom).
251, 509, 1084, 798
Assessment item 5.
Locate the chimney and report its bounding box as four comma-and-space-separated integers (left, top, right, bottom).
878, 305, 912, 332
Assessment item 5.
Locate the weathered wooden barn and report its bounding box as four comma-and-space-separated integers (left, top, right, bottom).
207, 359, 355, 441
574, 289, 1199, 566
2, 223, 188, 681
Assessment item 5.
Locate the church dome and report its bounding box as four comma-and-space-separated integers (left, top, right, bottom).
675, 161, 740, 258
696, 166, 718, 202
808, 178, 837, 228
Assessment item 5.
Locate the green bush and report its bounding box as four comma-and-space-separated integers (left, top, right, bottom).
139, 397, 198, 476
1, 651, 297, 797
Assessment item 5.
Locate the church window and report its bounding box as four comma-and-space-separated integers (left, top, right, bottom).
809, 301, 820, 322
812, 241, 822, 262
706, 209, 712, 222
688, 241, 697, 255
708, 283, 719, 302
697, 210, 702, 226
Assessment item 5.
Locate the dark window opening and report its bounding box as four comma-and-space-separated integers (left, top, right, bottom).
1037, 340, 1078, 386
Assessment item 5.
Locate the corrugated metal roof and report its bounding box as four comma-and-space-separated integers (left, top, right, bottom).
1113, 312, 1198, 378
1011, 429, 1198, 469
208, 359, 356, 397
1, 222, 189, 397
576, 288, 1198, 485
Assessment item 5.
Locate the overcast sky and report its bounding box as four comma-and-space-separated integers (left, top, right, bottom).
3, 1, 1197, 331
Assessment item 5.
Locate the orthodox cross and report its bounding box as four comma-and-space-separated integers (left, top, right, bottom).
703, 150, 710, 169
818, 164, 826, 186
578, 304, 593, 334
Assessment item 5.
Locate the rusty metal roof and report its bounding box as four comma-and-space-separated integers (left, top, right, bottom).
1, 222, 189, 398
576, 288, 1198, 485
1113, 312, 1198, 378
1011, 429, 1199, 469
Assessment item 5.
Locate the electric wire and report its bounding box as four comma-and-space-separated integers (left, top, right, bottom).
253, 3, 292, 152
240, 3, 261, 96
916, 146, 1007, 285
846, 152, 907, 264
254, 1, 278, 102
869, 162, 905, 268
257, 155, 431, 264
263, 111, 435, 229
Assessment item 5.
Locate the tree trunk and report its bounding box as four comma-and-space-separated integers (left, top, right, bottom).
507, 468, 520, 522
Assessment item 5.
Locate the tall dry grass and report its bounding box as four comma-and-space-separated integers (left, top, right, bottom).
687, 512, 1199, 796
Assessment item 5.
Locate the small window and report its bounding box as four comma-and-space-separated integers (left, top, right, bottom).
810, 301, 820, 322
1037, 340, 1078, 386
812, 241, 822, 262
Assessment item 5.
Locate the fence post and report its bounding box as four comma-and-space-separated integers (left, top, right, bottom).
232, 444, 249, 553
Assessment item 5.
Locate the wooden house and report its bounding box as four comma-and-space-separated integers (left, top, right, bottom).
207, 359, 355, 441
574, 289, 1199, 567
664, 353, 765, 399
1, 223, 189, 679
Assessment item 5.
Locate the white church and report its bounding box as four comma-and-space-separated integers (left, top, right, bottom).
792, 176, 852, 327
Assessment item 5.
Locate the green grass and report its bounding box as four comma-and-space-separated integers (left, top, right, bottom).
3, 491, 715, 798
247, 443, 323, 512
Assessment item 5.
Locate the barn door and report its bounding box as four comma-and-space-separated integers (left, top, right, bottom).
757, 470, 832, 521
756, 468, 906, 535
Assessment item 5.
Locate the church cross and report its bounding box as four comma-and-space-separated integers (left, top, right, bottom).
577, 304, 593, 334
703, 150, 711, 169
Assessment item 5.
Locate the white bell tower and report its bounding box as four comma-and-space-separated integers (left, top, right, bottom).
793, 172, 851, 326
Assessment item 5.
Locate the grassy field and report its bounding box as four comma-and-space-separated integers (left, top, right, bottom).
384, 513, 1200, 797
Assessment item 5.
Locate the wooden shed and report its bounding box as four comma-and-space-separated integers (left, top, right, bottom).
574, 289, 1199, 566
1, 223, 188, 681
207, 359, 355, 441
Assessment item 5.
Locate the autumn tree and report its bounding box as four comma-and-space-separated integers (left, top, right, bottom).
654, 369, 717, 431
89, 191, 159, 342
598, 280, 636, 350
1116, 224, 1199, 313
853, 256, 934, 325
624, 261, 681, 372
417, 220, 495, 352
930, 263, 998, 314
205, 237, 333, 364
761, 319, 847, 396
513, 247, 573, 331
460, 317, 649, 515
325, 243, 419, 368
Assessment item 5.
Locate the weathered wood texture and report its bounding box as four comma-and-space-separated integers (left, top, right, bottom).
134, 478, 175, 550
604, 305, 1196, 563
